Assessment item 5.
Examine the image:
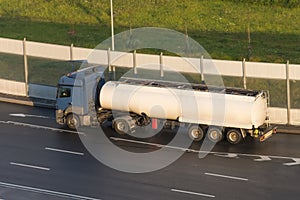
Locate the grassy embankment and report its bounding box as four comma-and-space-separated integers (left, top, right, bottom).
0, 0, 300, 107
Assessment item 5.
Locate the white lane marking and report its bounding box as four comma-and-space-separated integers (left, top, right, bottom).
283, 158, 300, 166
10, 162, 50, 171
214, 153, 239, 158
171, 189, 215, 198
9, 113, 53, 119
0, 120, 85, 135
110, 137, 199, 152
110, 137, 300, 166
45, 147, 84, 156
254, 156, 271, 161
205, 172, 248, 181
0, 181, 101, 200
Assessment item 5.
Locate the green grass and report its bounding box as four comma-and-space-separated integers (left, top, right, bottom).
0, 0, 300, 107
0, 53, 25, 81
227, 0, 300, 8
0, 53, 81, 85
0, 0, 300, 63
290, 80, 300, 109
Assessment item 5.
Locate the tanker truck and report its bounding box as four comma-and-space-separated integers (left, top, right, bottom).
55, 65, 276, 144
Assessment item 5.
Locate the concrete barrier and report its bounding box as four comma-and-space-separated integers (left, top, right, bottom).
0, 79, 26, 96
268, 107, 288, 125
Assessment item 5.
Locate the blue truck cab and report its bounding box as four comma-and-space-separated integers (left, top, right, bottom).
56, 65, 105, 129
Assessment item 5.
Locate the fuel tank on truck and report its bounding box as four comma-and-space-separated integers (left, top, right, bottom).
99, 81, 267, 129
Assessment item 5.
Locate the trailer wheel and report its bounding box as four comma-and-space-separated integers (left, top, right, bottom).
207, 127, 223, 143
188, 125, 204, 141
226, 129, 242, 144
113, 118, 130, 135
66, 114, 80, 130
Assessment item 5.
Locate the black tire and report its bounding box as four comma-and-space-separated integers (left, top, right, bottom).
113, 118, 130, 135
226, 129, 242, 144
188, 125, 204, 142
66, 114, 80, 130
207, 127, 223, 143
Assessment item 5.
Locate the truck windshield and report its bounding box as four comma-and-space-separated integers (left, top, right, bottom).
58, 87, 71, 98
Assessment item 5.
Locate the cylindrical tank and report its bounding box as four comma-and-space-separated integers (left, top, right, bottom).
99, 81, 267, 129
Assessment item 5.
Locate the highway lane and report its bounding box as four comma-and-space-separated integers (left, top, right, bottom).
0, 102, 300, 200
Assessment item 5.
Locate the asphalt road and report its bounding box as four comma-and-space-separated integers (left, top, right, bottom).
0, 102, 299, 200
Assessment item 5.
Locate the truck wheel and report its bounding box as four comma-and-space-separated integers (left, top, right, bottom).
226, 129, 242, 144
207, 127, 223, 143
113, 119, 130, 135
188, 125, 204, 141
66, 114, 80, 130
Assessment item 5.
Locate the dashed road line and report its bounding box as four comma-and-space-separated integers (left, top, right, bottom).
204, 172, 248, 181
171, 188, 215, 198
45, 147, 84, 156
0, 120, 85, 135
0, 181, 101, 200
10, 162, 50, 171
9, 113, 53, 119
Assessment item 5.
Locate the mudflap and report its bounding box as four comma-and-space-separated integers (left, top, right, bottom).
259, 125, 277, 142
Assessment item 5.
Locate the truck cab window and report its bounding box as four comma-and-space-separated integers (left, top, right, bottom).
58, 88, 71, 98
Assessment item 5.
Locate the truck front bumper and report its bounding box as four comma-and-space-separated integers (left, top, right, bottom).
56, 110, 65, 125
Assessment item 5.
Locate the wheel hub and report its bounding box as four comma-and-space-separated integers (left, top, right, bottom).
191, 130, 200, 139
117, 122, 126, 131
229, 132, 238, 141
211, 131, 219, 140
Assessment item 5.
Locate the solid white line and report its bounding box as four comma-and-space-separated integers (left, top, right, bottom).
171, 189, 215, 198
45, 147, 84, 156
205, 172, 248, 181
110, 137, 300, 164
0, 120, 85, 135
0, 181, 101, 200
110, 137, 199, 152
10, 162, 50, 171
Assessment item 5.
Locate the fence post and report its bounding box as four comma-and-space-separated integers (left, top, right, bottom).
107, 48, 111, 72
23, 38, 29, 97
160, 52, 164, 78
70, 43, 74, 61
200, 55, 205, 83
107, 48, 113, 80
133, 50, 137, 75
286, 60, 291, 125
242, 58, 247, 89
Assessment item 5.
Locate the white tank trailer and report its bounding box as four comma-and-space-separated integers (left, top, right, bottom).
55, 66, 276, 145
98, 79, 276, 144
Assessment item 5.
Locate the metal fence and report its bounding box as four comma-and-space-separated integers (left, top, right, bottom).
0, 37, 299, 125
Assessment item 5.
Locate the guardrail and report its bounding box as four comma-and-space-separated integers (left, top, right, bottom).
0, 79, 26, 96
0, 37, 299, 125
0, 79, 56, 100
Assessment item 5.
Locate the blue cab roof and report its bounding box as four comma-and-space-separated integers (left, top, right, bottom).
58, 65, 105, 87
